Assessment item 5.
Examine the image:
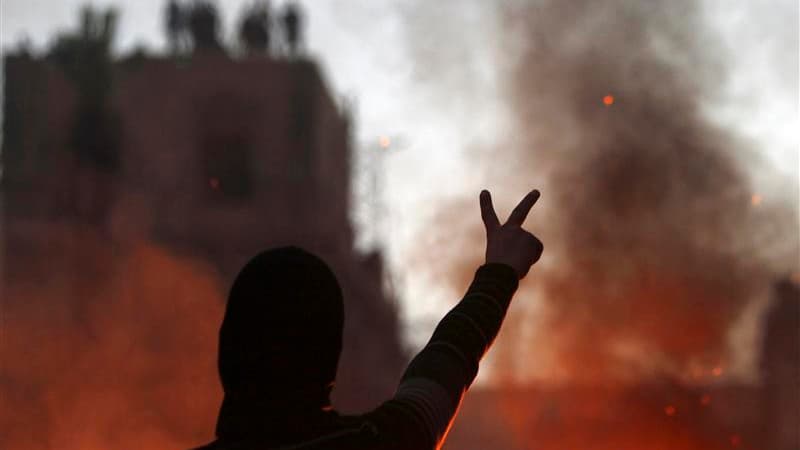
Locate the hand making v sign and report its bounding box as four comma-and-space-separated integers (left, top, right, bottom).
480, 189, 544, 279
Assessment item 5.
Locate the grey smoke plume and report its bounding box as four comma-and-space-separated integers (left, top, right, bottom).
410, 0, 798, 382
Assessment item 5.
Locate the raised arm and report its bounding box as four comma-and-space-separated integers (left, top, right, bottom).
365, 190, 544, 449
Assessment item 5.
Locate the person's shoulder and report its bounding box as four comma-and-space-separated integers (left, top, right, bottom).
191, 419, 382, 450
188, 440, 267, 450
188, 440, 268, 450
188, 441, 222, 450
306, 415, 380, 450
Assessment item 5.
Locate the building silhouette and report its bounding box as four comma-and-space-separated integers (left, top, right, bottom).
1, 8, 406, 431
761, 279, 800, 450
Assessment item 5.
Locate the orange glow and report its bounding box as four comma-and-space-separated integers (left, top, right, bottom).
712, 366, 723, 377
484, 385, 749, 450
750, 194, 762, 206
1, 231, 225, 449
379, 136, 391, 149
689, 365, 705, 380
209, 177, 220, 190
603, 95, 615, 106
700, 393, 712, 406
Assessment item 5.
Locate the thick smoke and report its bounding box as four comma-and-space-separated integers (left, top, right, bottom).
412, 0, 798, 383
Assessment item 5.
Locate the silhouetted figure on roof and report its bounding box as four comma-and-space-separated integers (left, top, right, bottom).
281, 1, 302, 57
188, 1, 223, 52
48, 6, 121, 173
49, 6, 116, 102
192, 190, 544, 449
239, 2, 271, 55
165, 0, 188, 55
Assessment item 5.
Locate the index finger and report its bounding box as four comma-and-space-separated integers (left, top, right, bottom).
506, 190, 540, 227
480, 190, 501, 233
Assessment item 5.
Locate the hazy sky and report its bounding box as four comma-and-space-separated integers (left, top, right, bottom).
2, 0, 797, 357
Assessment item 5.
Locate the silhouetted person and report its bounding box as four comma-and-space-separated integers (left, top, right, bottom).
194, 189, 544, 449
188, 1, 223, 52
165, 0, 188, 55
239, 2, 270, 55
281, 1, 302, 56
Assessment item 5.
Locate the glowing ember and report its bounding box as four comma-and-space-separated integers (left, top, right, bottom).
700, 393, 712, 406
603, 94, 615, 106
664, 405, 677, 416
209, 177, 220, 190
750, 194, 762, 206
712, 366, 723, 377
379, 136, 391, 149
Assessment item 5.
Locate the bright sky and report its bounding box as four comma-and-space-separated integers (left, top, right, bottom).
2, 0, 798, 359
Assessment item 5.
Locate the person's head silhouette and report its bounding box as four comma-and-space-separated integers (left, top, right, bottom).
215, 246, 344, 438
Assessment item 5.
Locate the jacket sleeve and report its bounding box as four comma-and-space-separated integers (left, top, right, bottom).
363, 263, 519, 449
